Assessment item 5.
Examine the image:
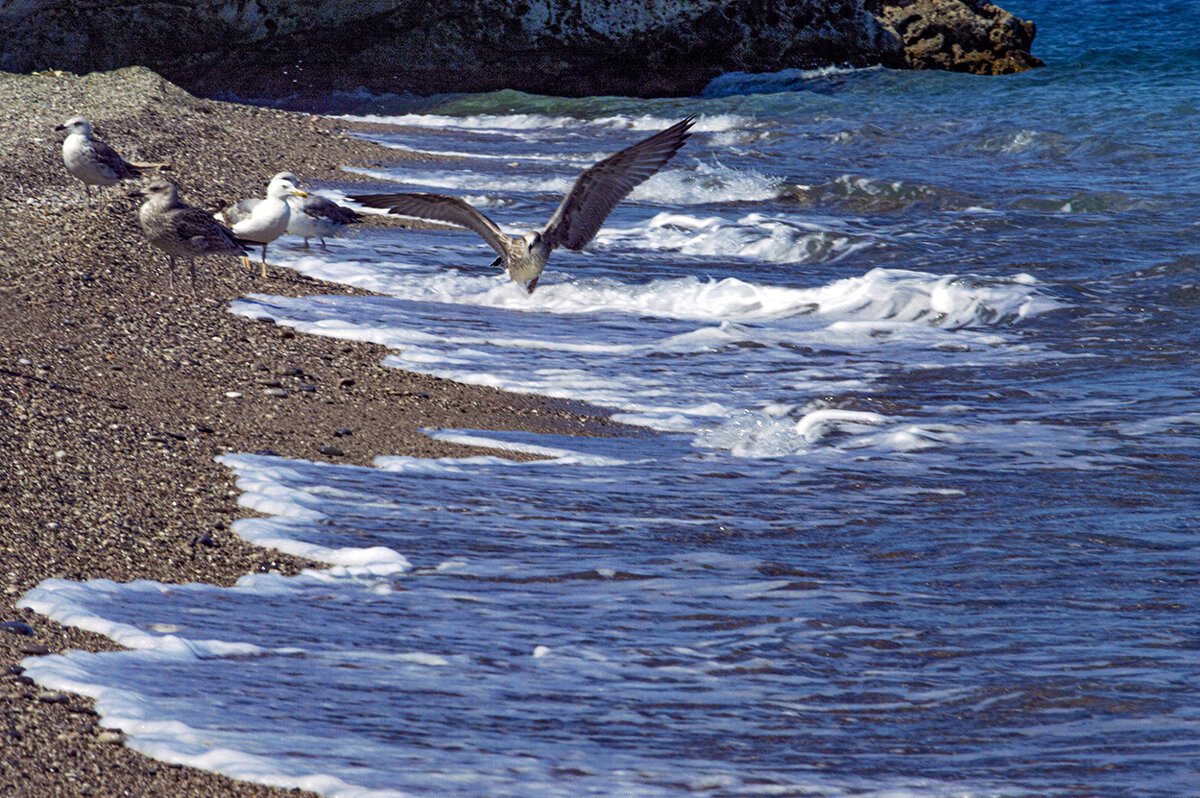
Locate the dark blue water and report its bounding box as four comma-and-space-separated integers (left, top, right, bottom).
20, 2, 1200, 795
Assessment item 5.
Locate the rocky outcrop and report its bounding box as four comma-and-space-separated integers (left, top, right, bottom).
871, 0, 1042, 75
0, 1, 1041, 103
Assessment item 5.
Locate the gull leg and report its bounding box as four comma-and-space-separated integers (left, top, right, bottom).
319, 238, 328, 251
301, 238, 310, 249
167, 256, 176, 290
188, 258, 198, 294
260, 244, 269, 279
526, 276, 540, 294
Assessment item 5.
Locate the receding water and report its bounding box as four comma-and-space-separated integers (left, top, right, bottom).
20, 2, 1200, 795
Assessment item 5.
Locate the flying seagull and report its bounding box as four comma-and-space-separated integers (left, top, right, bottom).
350, 117, 695, 293
133, 179, 249, 291
55, 116, 145, 203
274, 172, 363, 249
216, 173, 309, 277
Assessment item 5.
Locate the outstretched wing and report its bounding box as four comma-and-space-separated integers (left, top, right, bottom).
541, 117, 694, 252
301, 194, 362, 225
349, 193, 510, 258
92, 138, 141, 180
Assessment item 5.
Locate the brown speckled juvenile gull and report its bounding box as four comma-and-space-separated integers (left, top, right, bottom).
350, 117, 695, 293
134, 179, 248, 290
54, 116, 142, 203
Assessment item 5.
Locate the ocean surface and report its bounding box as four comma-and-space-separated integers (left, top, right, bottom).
19, 2, 1200, 795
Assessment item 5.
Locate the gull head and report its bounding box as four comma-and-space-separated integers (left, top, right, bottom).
522, 230, 547, 254
266, 177, 308, 201
54, 116, 92, 137
134, 179, 179, 204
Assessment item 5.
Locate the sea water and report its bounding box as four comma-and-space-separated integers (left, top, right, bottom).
19, 1, 1200, 795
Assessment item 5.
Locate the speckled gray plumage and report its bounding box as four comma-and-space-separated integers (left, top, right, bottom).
138, 180, 246, 260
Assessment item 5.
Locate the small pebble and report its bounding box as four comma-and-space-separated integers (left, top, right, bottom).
339, 378, 356, 388
333, 428, 352, 437
22, 644, 51, 656
298, 384, 317, 392
1, 621, 35, 637
318, 446, 344, 457
37, 690, 70, 704
224, 391, 243, 398
263, 388, 289, 398
97, 730, 124, 744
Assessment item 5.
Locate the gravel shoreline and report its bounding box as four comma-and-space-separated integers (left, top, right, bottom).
0, 67, 628, 796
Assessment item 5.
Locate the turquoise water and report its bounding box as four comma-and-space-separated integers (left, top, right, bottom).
20, 2, 1200, 795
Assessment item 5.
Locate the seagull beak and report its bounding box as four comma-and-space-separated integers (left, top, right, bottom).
54, 124, 66, 131
291, 190, 309, 198
128, 190, 145, 199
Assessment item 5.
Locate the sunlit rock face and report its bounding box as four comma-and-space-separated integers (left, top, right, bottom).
0, 1, 1041, 101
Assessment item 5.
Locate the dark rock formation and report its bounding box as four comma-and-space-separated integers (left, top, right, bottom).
0, 1, 1041, 102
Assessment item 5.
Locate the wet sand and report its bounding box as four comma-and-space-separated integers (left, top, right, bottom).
0, 66, 627, 796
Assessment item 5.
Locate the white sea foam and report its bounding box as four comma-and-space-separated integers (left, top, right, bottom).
633, 160, 782, 204
597, 211, 872, 264
231, 260, 1063, 443
335, 111, 748, 136
218, 454, 411, 574
701, 65, 882, 98
414, 430, 634, 465
349, 165, 575, 196
693, 405, 965, 459
18, 646, 409, 798
348, 159, 779, 207
18, 579, 274, 657
245, 263, 1057, 328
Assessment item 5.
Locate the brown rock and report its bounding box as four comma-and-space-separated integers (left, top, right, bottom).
872, 0, 1043, 75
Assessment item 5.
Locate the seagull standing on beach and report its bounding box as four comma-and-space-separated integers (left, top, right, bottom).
133, 179, 249, 290
216, 173, 309, 277
350, 117, 696, 293
274, 172, 363, 249
55, 116, 142, 203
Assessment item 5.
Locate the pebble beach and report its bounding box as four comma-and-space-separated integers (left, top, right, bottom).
8, 5, 1200, 791
0, 66, 621, 797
